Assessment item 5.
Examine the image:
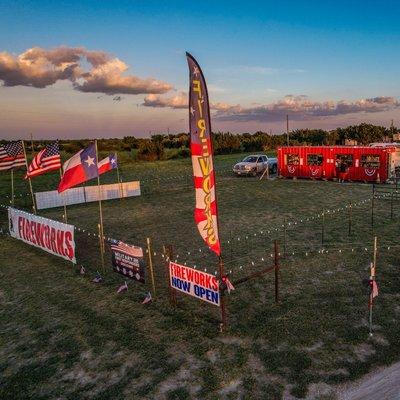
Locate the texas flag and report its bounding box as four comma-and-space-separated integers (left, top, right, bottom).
98, 153, 117, 176
58, 143, 98, 193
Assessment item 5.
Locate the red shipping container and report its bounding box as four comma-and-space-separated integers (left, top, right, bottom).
277, 145, 397, 183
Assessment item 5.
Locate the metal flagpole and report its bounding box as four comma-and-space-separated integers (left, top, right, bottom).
369, 236, 378, 336
98, 223, 105, 273
10, 169, 14, 206
59, 168, 68, 223
22, 140, 36, 214
286, 114, 289, 146
94, 140, 105, 271
115, 151, 123, 199
30, 133, 34, 157
369, 262, 374, 336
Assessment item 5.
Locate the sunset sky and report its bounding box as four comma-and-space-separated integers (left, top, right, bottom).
1, 0, 400, 139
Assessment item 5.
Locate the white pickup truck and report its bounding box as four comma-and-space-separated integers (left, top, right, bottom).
233, 154, 278, 176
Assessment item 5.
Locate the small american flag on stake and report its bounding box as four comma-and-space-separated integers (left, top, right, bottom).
0, 140, 25, 171
25, 141, 61, 179
110, 239, 143, 258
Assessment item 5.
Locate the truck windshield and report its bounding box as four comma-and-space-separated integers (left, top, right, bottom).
243, 156, 258, 163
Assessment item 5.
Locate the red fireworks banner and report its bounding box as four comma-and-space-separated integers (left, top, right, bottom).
186, 52, 221, 256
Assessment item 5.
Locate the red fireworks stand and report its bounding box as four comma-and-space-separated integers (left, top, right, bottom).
277, 145, 399, 183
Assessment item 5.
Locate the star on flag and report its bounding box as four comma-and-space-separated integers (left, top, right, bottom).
85, 155, 95, 167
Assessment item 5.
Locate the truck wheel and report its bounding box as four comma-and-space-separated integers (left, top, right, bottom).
252, 169, 258, 177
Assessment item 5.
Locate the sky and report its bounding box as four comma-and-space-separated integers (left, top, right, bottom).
0, 0, 400, 139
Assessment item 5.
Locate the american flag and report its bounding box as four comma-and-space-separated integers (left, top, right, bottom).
25, 141, 61, 178
110, 239, 143, 258
0, 140, 26, 171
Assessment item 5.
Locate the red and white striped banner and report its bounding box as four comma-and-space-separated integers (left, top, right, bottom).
186, 52, 221, 256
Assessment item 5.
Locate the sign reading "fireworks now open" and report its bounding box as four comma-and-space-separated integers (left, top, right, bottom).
169, 261, 220, 306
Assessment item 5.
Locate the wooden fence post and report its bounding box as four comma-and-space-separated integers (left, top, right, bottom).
274, 240, 280, 303
146, 237, 156, 297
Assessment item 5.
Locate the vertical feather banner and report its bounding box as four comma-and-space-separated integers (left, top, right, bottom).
186, 52, 221, 256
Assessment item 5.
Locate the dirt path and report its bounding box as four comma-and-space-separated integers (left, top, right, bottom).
338, 362, 400, 400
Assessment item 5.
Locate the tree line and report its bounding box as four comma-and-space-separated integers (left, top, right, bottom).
2, 123, 398, 161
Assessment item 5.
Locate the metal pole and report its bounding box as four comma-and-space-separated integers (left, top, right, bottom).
369, 262, 373, 336
373, 236, 377, 271
115, 151, 123, 199
30, 133, 34, 157
98, 223, 105, 273
10, 169, 14, 206
59, 168, 68, 223
146, 237, 156, 297
286, 114, 289, 146
94, 140, 105, 270
218, 256, 227, 332
321, 210, 325, 245
369, 236, 378, 336
22, 140, 36, 214
274, 240, 280, 303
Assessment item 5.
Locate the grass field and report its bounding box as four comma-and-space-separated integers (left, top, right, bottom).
0, 152, 399, 399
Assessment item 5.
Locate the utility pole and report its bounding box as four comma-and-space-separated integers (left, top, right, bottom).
286, 114, 289, 146
391, 119, 394, 141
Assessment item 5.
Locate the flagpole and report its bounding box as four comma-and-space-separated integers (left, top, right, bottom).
30, 133, 34, 157
369, 236, 378, 336
10, 169, 14, 206
94, 140, 105, 271
186, 52, 226, 332
59, 168, 68, 223
22, 140, 36, 214
115, 151, 123, 199
369, 262, 374, 336
98, 223, 105, 273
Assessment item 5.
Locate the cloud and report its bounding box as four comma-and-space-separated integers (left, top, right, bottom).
143, 92, 187, 109
142, 92, 241, 112
0, 46, 172, 95
214, 95, 400, 122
